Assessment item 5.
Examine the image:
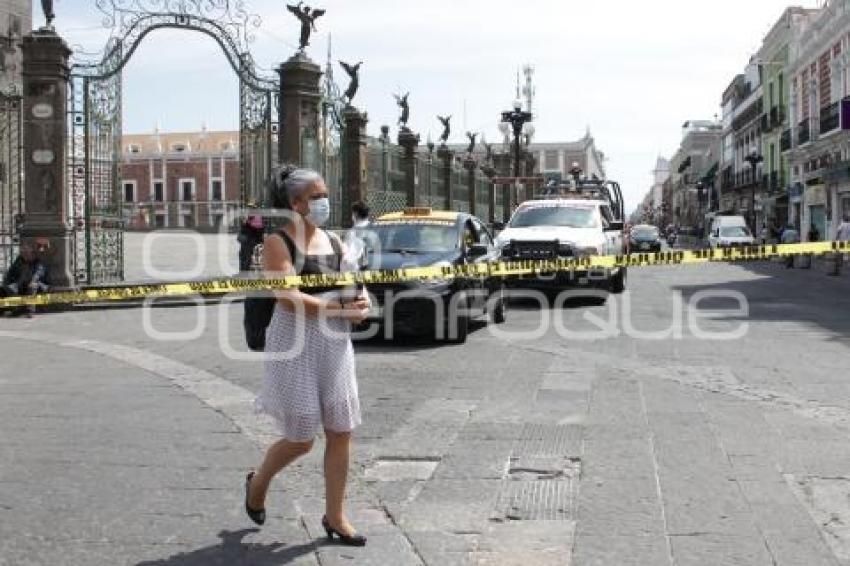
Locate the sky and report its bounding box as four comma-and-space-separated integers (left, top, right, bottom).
40, 0, 824, 214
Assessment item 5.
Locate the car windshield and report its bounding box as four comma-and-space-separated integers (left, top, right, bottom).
509, 205, 598, 228
632, 227, 659, 239
368, 222, 458, 253
720, 226, 751, 238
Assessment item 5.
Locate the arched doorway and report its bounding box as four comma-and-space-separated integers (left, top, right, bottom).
68, 1, 279, 284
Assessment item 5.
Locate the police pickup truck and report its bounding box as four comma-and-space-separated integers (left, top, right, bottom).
494, 179, 627, 297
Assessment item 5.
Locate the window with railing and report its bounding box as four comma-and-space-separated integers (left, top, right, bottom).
798, 118, 811, 145
780, 129, 792, 152
820, 100, 840, 134
180, 180, 195, 201
123, 182, 135, 203
153, 181, 164, 202
770, 106, 783, 129
211, 180, 223, 201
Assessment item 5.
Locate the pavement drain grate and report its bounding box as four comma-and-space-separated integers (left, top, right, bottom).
496, 478, 577, 521
512, 423, 582, 458
363, 458, 440, 482
493, 457, 581, 521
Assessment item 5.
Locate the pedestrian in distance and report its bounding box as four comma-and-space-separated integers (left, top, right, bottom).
780, 223, 800, 268
801, 224, 820, 269
237, 210, 265, 272
245, 166, 369, 547
0, 240, 51, 318
808, 224, 820, 243
829, 213, 850, 276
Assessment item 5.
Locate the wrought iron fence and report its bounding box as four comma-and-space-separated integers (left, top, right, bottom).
365, 142, 407, 217
0, 93, 22, 276
475, 175, 491, 221
324, 141, 344, 227
494, 183, 505, 223
451, 166, 468, 213
360, 141, 497, 221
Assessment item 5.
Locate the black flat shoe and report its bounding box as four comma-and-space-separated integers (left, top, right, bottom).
322, 516, 367, 546
244, 472, 266, 526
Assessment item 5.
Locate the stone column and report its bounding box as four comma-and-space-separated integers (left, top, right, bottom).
21, 28, 73, 289
277, 53, 322, 169
464, 157, 477, 216
398, 128, 420, 207
341, 106, 368, 228
437, 145, 454, 210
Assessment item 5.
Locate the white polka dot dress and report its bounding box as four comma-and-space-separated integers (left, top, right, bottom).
254, 297, 361, 442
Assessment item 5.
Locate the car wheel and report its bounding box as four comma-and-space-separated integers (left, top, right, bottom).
610, 267, 627, 294
490, 287, 507, 324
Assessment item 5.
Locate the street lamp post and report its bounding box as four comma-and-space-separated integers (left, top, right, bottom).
744, 150, 763, 233
501, 99, 533, 181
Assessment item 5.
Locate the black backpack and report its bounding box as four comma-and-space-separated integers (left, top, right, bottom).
243, 229, 341, 351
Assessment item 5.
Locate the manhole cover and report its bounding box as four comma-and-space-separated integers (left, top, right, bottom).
364, 458, 440, 482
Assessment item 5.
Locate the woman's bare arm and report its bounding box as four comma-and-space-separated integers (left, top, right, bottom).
263, 233, 366, 319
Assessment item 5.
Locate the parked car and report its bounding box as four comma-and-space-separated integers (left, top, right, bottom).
360, 207, 506, 343
707, 215, 755, 248
629, 224, 662, 252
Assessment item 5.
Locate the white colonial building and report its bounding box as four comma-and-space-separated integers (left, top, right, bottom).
786, 0, 850, 240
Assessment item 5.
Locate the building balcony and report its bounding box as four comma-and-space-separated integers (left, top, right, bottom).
820, 101, 840, 135
780, 129, 792, 152
760, 113, 770, 132
734, 169, 757, 189
797, 118, 810, 146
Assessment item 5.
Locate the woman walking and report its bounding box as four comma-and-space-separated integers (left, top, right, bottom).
245, 166, 369, 546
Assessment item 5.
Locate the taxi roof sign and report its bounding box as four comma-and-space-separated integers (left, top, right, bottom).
403, 207, 432, 216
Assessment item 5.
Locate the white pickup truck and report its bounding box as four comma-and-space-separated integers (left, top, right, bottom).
494, 195, 627, 295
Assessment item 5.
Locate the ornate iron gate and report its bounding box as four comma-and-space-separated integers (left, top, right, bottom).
0, 93, 22, 275
68, 1, 279, 284
68, 40, 124, 284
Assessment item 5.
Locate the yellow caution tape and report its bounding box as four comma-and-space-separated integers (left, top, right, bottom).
1, 241, 847, 309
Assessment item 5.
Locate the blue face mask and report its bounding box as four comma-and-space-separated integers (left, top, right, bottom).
307, 197, 330, 227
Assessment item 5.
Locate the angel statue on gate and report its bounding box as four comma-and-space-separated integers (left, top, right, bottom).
41, 0, 55, 28
286, 2, 326, 51
437, 115, 451, 144
394, 92, 410, 128
466, 132, 477, 155
339, 60, 362, 103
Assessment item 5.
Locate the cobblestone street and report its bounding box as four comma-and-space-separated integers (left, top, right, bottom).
3, 259, 850, 565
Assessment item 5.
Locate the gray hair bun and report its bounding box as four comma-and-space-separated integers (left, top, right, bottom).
271, 165, 323, 209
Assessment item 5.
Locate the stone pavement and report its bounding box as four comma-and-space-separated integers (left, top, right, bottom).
3, 258, 850, 564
